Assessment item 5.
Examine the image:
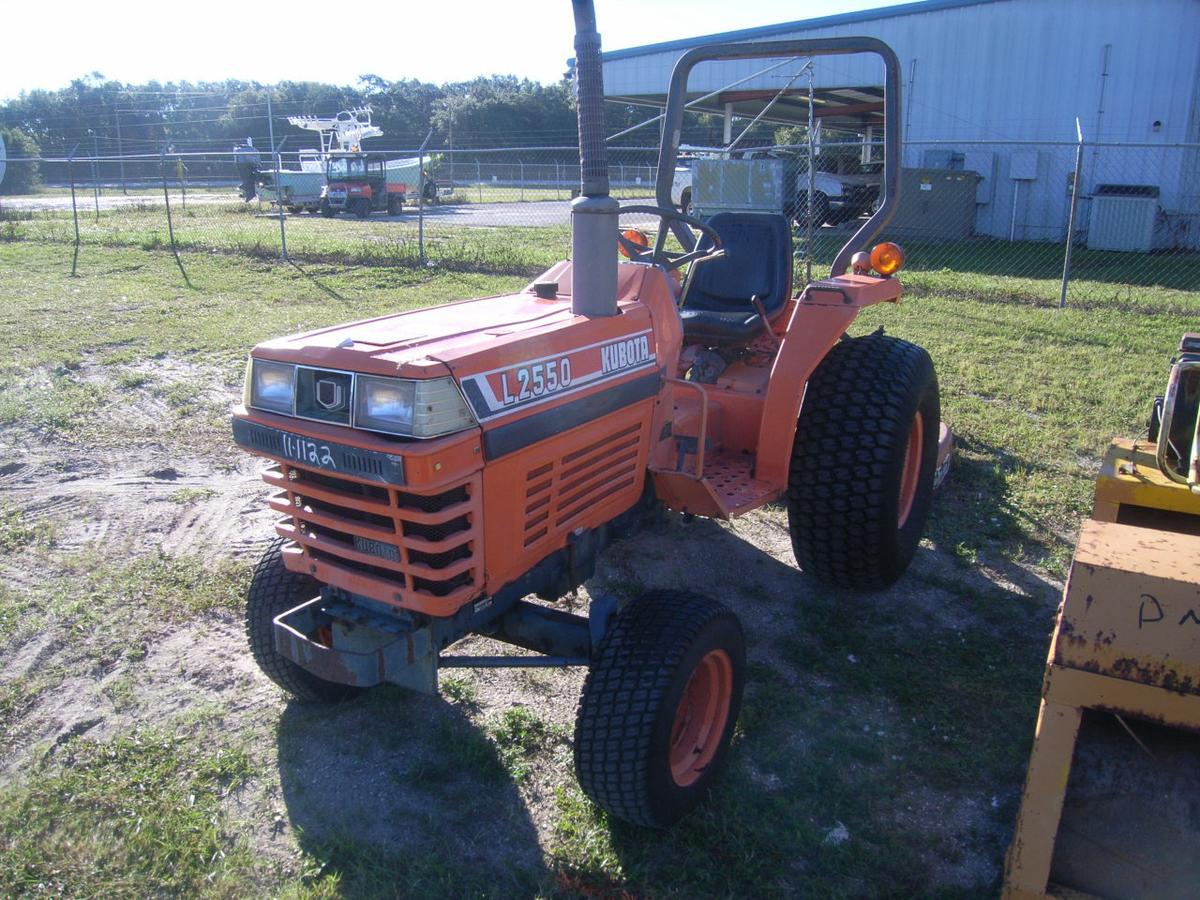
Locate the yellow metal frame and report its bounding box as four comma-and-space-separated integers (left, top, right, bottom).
1002, 439, 1200, 899
1091, 437, 1199, 523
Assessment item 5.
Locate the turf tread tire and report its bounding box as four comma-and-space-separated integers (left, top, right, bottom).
574, 589, 745, 828
787, 332, 940, 590
245, 537, 360, 704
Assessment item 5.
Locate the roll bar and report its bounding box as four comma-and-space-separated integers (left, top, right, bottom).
654, 38, 902, 278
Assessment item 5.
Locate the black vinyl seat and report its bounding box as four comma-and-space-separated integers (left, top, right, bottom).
679, 212, 793, 343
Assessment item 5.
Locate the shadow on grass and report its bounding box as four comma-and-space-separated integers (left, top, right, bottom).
272, 476, 1059, 898
276, 689, 546, 898
556, 510, 1055, 898
927, 433, 1079, 578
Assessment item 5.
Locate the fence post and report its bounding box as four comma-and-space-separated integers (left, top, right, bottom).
519, 160, 524, 201
160, 149, 192, 287
90, 132, 100, 223
1059, 119, 1085, 309
68, 144, 81, 277
805, 69, 817, 285
275, 146, 288, 261
177, 154, 187, 211
418, 130, 433, 266
556, 162, 561, 200
477, 160, 482, 202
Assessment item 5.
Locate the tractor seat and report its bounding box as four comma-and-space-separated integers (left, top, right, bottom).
680, 212, 793, 344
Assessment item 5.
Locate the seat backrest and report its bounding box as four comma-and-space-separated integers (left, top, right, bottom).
684, 212, 793, 317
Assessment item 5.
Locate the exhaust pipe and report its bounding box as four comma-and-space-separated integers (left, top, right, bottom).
570, 0, 619, 317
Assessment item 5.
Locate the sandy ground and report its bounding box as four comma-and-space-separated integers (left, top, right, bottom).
0, 357, 1064, 894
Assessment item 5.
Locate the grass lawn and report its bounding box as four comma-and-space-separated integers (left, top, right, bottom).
0, 232, 1197, 897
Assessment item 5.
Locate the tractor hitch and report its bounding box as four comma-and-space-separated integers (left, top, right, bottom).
273, 591, 617, 693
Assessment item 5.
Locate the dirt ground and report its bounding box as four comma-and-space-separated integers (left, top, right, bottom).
0, 355, 1065, 896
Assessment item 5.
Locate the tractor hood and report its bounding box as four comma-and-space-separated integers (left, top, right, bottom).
251, 261, 654, 384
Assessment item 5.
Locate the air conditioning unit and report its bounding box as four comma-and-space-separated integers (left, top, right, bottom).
1088, 184, 1159, 252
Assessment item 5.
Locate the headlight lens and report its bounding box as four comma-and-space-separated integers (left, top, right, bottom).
355, 375, 475, 438
249, 359, 295, 414
356, 376, 416, 433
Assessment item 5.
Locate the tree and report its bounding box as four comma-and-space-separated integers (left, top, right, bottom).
0, 127, 40, 194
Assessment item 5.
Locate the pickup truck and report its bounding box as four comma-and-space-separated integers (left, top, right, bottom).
670, 157, 880, 227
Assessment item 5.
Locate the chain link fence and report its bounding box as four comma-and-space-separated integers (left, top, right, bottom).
2, 142, 1197, 307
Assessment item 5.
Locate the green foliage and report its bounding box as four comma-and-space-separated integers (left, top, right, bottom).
0, 127, 40, 194
0, 728, 260, 896
0, 507, 56, 553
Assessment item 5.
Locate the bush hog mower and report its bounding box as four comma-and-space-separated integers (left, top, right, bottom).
232, 2, 950, 826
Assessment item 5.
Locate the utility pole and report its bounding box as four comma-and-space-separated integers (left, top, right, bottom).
266, 88, 287, 260
266, 89, 276, 154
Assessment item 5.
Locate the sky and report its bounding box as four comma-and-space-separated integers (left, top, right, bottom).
1, 0, 889, 101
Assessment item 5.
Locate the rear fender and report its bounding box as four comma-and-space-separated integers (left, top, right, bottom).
755, 275, 903, 487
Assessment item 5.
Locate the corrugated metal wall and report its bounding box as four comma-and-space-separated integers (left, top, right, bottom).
603, 0, 1200, 244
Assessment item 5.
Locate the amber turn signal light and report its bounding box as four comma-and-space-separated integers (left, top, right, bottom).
619, 228, 649, 258
869, 242, 905, 276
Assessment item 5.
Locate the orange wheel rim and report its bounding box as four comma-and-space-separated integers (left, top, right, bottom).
898, 410, 924, 528
669, 649, 733, 787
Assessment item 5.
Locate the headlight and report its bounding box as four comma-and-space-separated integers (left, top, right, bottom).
355, 375, 475, 438
248, 359, 295, 414
356, 376, 415, 433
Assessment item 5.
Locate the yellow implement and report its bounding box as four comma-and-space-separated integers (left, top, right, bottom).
1003, 434, 1200, 898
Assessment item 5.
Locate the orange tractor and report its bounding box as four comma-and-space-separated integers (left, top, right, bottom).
233, 2, 950, 826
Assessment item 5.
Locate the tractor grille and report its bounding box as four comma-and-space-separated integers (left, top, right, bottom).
263, 462, 480, 615
523, 422, 644, 550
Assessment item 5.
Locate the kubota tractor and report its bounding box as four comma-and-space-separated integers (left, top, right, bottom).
232, 2, 950, 826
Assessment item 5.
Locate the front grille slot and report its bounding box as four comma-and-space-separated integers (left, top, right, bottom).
266, 461, 481, 612
403, 514, 470, 543
397, 485, 469, 512
301, 494, 395, 530
412, 571, 473, 597
409, 543, 472, 570
295, 467, 389, 503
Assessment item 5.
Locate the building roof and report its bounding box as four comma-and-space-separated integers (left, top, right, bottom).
601, 0, 1005, 62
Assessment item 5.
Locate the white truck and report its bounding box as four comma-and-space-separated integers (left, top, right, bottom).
671, 155, 880, 227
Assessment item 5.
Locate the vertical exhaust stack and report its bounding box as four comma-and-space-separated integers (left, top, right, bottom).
570, 0, 619, 317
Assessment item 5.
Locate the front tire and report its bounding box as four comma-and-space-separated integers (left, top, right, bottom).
245, 537, 360, 703
787, 333, 940, 589
574, 590, 745, 828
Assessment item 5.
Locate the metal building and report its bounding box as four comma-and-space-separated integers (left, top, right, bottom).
601, 0, 1200, 247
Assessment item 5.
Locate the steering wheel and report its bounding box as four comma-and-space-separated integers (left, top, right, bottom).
616, 204, 723, 272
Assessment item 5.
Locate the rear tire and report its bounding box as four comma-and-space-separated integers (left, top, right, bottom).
787, 333, 940, 589
574, 590, 745, 827
791, 190, 830, 229
387, 195, 403, 215
245, 537, 361, 703
679, 188, 692, 218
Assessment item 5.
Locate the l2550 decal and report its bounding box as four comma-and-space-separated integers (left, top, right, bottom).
460, 330, 656, 422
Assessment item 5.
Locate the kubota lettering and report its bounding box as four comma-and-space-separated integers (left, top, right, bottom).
601, 336, 652, 374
